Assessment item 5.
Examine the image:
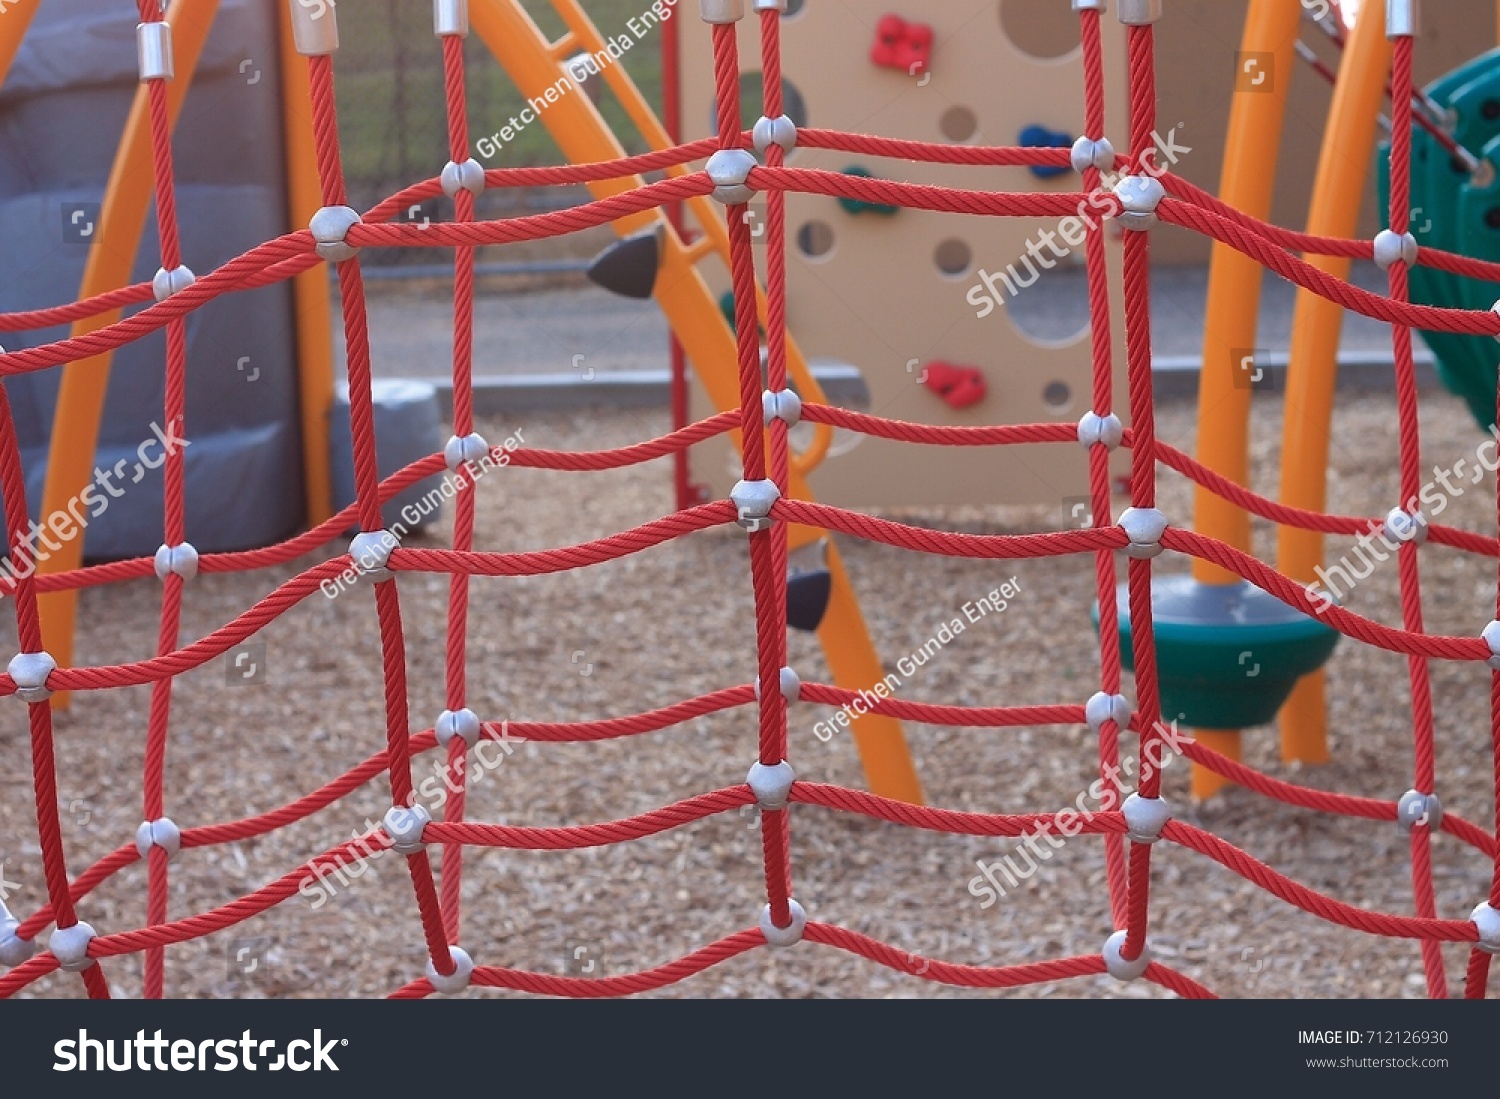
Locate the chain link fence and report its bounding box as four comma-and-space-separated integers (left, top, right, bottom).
333, 0, 664, 270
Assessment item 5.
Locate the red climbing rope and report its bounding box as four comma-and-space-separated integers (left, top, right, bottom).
0, 3, 1494, 1000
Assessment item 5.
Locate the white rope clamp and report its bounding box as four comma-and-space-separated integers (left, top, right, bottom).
1118, 507, 1168, 559
1122, 793, 1171, 844
1383, 507, 1428, 545
753, 115, 797, 157
762, 389, 802, 427
152, 265, 195, 302
1395, 790, 1442, 831
706, 149, 758, 206
758, 899, 807, 946
1373, 229, 1418, 270
1113, 175, 1166, 231
1070, 135, 1115, 174
310, 205, 362, 263
754, 666, 802, 705
444, 432, 490, 471
436, 708, 482, 749
1085, 691, 1133, 732
1077, 411, 1124, 450
433, 0, 470, 37
1483, 620, 1500, 670
731, 479, 781, 533
8, 651, 57, 704
137, 21, 174, 82
441, 159, 486, 198
288, 0, 341, 56
426, 945, 475, 993
50, 921, 98, 972
1472, 902, 1500, 955
1117, 0, 1162, 24
747, 760, 796, 810
381, 804, 432, 856
1386, 0, 1419, 39
349, 530, 399, 584
1102, 930, 1151, 980
699, 0, 745, 23
154, 542, 199, 582
135, 817, 183, 860
0, 915, 36, 968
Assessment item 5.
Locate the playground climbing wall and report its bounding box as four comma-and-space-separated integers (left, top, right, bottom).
678, 1, 1132, 508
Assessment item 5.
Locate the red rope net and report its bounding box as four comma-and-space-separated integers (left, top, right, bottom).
0, 4, 1496, 1000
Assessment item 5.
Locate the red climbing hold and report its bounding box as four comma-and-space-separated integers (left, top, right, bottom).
871, 14, 933, 76
920, 361, 986, 410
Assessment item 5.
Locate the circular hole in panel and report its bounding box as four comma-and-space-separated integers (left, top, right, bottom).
788, 367, 870, 460
783, 0, 807, 18
796, 220, 835, 260
711, 73, 809, 136
999, 257, 1091, 345
934, 238, 973, 278
1043, 380, 1073, 412
999, 0, 1081, 61
939, 105, 979, 143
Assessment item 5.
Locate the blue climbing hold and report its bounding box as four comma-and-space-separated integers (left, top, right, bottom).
1020, 124, 1073, 179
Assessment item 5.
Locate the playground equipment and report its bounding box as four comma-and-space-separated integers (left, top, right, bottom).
1, 0, 1500, 1001
1137, 0, 1423, 802
673, 1, 1133, 510
1109, 578, 1340, 729
0, 0, 323, 561
1378, 47, 1500, 430
0, 0, 339, 711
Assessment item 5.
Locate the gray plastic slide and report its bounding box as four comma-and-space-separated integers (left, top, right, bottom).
0, 0, 304, 558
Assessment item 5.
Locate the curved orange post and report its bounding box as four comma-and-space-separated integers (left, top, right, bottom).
0, 0, 40, 88
276, 0, 335, 525
1186, 0, 1303, 799
1275, 4, 1392, 765
35, 0, 220, 709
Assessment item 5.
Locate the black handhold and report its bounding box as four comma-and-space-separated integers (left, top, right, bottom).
586, 228, 661, 299
787, 568, 832, 632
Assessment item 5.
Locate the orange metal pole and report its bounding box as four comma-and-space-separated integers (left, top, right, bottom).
1186, 0, 1303, 798
0, 0, 40, 88
276, 0, 335, 525
1275, 3, 1392, 767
